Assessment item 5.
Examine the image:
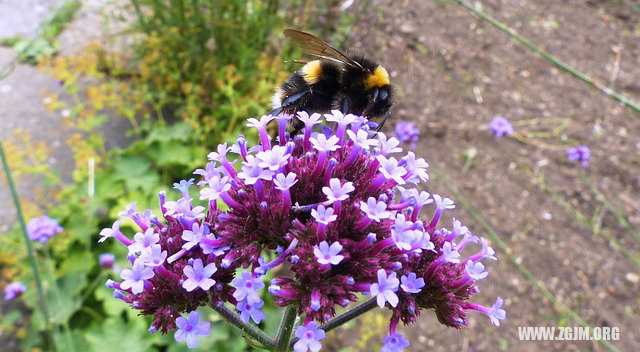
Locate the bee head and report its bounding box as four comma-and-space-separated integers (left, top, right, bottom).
363, 66, 393, 117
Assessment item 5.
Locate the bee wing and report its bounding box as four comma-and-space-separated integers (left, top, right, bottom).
284, 29, 366, 71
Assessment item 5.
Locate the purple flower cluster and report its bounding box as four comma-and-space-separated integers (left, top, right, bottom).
27, 215, 62, 243
393, 122, 419, 149
99, 111, 504, 350
566, 145, 590, 168
488, 116, 514, 137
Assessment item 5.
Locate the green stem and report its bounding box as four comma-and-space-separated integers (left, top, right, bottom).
0, 142, 52, 329
210, 303, 275, 349
289, 298, 378, 348
274, 305, 298, 351
453, 0, 640, 114
579, 172, 640, 244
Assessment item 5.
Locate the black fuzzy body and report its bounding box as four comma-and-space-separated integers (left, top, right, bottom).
273, 56, 393, 133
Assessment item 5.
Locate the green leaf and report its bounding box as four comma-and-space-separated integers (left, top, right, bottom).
84, 317, 157, 352
47, 273, 88, 323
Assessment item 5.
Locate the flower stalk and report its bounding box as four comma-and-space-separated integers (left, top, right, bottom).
0, 143, 51, 327
210, 302, 275, 349
275, 305, 299, 351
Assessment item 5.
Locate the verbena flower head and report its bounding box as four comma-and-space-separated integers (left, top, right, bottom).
393, 122, 419, 149
27, 215, 62, 243
4, 282, 27, 301
488, 116, 514, 137
566, 145, 590, 167
98, 111, 504, 349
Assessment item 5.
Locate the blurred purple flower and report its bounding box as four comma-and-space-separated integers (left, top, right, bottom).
566, 145, 590, 167
4, 282, 27, 301
99, 253, 116, 268
488, 116, 514, 137
393, 122, 419, 149
27, 215, 62, 243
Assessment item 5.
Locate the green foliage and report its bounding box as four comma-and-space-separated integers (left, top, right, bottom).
3, 1, 82, 64
127, 0, 291, 147
0, 121, 256, 351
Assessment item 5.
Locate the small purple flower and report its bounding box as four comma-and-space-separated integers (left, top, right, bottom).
207, 142, 231, 163
120, 260, 155, 294
310, 134, 341, 152
370, 269, 400, 308
199, 175, 231, 201
393, 122, 419, 148
346, 129, 377, 150
402, 152, 430, 183
297, 111, 322, 127
381, 333, 410, 352
257, 145, 291, 171
99, 253, 116, 268
400, 272, 425, 294
466, 261, 488, 281
164, 197, 205, 220
26, 215, 62, 243
433, 194, 455, 210
376, 133, 402, 155
4, 282, 27, 301
173, 178, 195, 198
488, 116, 514, 137
313, 241, 344, 265
324, 110, 358, 125
182, 222, 210, 250
118, 201, 138, 218
566, 145, 590, 167
441, 242, 461, 264
200, 233, 228, 257
377, 156, 407, 184
237, 299, 266, 324
293, 322, 326, 352
488, 297, 507, 326
138, 245, 168, 267
182, 258, 217, 292
273, 172, 298, 190
98, 220, 122, 243
128, 228, 160, 254
232, 271, 264, 305
237, 156, 274, 185
359, 197, 391, 222
174, 311, 210, 349
311, 205, 337, 225
322, 178, 355, 202
246, 115, 274, 130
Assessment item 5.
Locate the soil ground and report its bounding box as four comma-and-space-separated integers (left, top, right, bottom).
327, 0, 640, 351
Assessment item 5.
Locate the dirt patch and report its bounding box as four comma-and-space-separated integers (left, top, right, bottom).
332, 0, 640, 350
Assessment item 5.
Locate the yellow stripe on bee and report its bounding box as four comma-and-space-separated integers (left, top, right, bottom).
365, 66, 390, 89
301, 60, 322, 84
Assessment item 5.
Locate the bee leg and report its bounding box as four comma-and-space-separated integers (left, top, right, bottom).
375, 113, 391, 132
269, 107, 283, 116
340, 97, 350, 114
281, 91, 309, 108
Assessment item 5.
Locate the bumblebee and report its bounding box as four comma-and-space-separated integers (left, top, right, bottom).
271, 29, 393, 132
